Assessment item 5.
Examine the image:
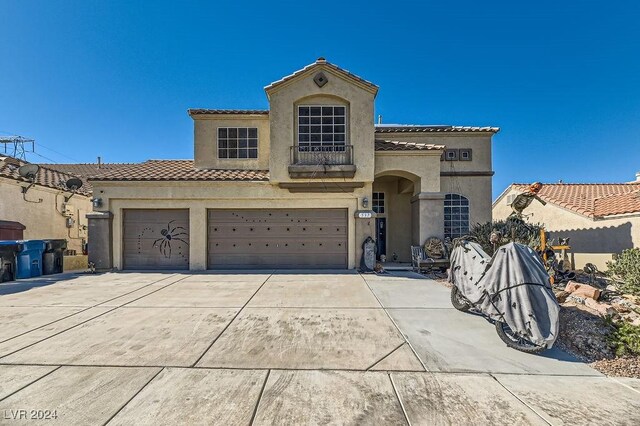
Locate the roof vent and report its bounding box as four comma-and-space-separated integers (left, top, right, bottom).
316, 57, 326, 63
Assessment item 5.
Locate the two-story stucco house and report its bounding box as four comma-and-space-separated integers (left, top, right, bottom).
87, 58, 499, 270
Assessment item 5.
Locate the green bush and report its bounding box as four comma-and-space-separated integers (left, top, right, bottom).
469, 219, 544, 255
606, 248, 640, 296
607, 320, 640, 357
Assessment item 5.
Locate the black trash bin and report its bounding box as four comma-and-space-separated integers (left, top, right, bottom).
0, 241, 22, 282
42, 239, 67, 275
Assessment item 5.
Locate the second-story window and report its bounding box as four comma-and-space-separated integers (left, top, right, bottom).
298, 105, 346, 151
218, 127, 258, 159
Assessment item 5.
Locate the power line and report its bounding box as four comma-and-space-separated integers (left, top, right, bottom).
27, 150, 59, 164
36, 144, 81, 163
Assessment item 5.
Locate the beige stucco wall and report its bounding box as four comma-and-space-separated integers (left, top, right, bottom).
374, 132, 494, 232
374, 151, 441, 193
0, 177, 91, 252
267, 66, 376, 184
374, 132, 493, 172
493, 186, 640, 270
193, 114, 270, 170
92, 180, 370, 270
440, 175, 493, 226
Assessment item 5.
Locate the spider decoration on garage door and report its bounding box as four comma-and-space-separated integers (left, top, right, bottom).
152, 220, 189, 258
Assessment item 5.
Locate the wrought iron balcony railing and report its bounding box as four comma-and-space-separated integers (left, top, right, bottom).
290, 145, 354, 165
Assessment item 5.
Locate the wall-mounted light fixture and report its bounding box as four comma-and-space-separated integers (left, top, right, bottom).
362, 197, 369, 208
92, 197, 103, 208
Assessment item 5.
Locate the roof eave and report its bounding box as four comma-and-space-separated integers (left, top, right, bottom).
264, 61, 379, 98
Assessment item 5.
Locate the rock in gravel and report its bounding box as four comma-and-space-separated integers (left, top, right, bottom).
565, 281, 601, 300
584, 298, 617, 317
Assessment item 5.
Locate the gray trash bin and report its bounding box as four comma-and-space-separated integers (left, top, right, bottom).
42, 239, 67, 275
0, 241, 22, 282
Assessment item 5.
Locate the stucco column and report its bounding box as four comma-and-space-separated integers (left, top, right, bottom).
189, 207, 207, 271
411, 192, 445, 245
86, 211, 113, 270
354, 210, 376, 269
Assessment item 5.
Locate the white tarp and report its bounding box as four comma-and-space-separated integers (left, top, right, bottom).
449, 241, 560, 348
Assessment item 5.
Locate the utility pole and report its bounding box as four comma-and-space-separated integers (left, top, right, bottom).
0, 135, 35, 160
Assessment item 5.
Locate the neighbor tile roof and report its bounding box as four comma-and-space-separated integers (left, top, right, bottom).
375, 125, 500, 133
513, 183, 640, 218
40, 163, 135, 178
374, 139, 445, 151
265, 58, 379, 93
0, 156, 92, 196
88, 160, 269, 182
594, 189, 640, 217
188, 109, 269, 116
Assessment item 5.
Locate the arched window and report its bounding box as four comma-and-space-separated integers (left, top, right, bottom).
444, 194, 470, 239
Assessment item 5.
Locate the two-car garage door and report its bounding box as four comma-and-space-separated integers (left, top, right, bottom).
122, 208, 348, 270
207, 209, 348, 269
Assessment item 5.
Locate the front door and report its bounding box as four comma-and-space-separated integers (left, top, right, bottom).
375, 218, 386, 260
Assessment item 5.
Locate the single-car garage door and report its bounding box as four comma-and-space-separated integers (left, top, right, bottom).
207, 209, 347, 269
123, 209, 189, 270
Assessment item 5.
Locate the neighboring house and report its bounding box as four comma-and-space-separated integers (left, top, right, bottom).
87, 58, 499, 270
0, 155, 93, 253
493, 177, 640, 270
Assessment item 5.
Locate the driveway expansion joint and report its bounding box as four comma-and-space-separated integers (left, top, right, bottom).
489, 373, 553, 425
190, 273, 274, 367
101, 366, 165, 426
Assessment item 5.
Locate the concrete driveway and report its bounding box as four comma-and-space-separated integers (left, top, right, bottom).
0, 271, 638, 425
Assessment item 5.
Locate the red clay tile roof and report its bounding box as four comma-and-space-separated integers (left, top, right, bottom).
375, 139, 445, 151
513, 183, 640, 218
39, 163, 135, 178
376, 125, 500, 133
594, 189, 640, 217
88, 160, 269, 182
188, 109, 269, 116
0, 156, 92, 196
265, 58, 379, 94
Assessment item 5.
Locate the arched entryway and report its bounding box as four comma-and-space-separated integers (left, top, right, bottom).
372, 171, 420, 263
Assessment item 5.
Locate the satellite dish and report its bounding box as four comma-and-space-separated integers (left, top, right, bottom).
18, 164, 40, 181
65, 177, 83, 191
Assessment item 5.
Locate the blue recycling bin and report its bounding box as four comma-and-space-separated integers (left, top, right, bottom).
0, 241, 22, 282
15, 240, 46, 279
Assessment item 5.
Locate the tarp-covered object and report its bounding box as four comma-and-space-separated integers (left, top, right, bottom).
449, 241, 560, 348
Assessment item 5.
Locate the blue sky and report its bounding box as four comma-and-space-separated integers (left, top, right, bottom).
1, 1, 639, 199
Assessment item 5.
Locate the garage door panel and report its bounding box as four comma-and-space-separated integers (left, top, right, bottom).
208, 254, 347, 269
207, 209, 347, 269
208, 224, 346, 238
123, 209, 189, 270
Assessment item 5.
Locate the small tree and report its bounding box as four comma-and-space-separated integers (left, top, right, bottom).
606, 248, 640, 296
469, 219, 544, 255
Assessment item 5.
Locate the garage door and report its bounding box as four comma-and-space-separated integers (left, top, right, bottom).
207, 209, 347, 269
123, 209, 189, 270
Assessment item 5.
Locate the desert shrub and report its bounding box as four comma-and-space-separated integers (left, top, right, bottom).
469, 219, 544, 255
606, 319, 640, 357
606, 248, 640, 296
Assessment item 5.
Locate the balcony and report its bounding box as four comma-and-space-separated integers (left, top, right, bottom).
288, 145, 356, 179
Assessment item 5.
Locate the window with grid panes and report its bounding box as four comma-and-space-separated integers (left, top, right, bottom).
444, 194, 470, 239
297, 105, 346, 151
372, 192, 385, 214
218, 127, 258, 159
